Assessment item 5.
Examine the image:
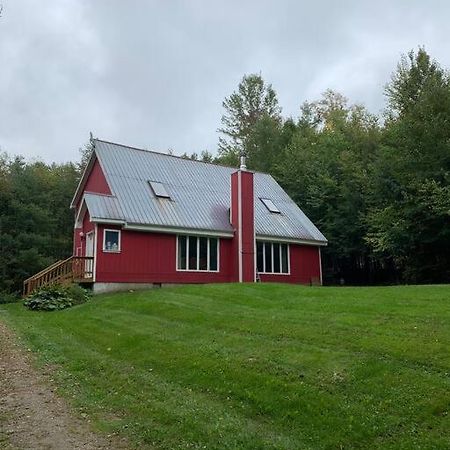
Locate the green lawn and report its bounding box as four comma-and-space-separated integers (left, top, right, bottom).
1, 284, 450, 449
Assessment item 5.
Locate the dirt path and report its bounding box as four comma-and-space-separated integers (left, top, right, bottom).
0, 319, 128, 450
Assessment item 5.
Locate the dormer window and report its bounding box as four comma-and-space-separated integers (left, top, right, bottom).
149, 181, 170, 199
260, 198, 280, 213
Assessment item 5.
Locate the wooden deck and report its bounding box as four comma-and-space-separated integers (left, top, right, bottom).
23, 256, 94, 297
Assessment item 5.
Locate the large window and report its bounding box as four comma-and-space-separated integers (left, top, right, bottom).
177, 236, 219, 272
103, 229, 121, 252
256, 241, 289, 274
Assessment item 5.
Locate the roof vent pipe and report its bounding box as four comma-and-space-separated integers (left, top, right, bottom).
239, 153, 247, 170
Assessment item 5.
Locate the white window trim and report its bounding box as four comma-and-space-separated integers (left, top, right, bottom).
176, 235, 220, 272
257, 241, 290, 275
102, 228, 121, 253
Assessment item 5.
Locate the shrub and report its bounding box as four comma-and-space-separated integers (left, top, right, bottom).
0, 291, 20, 304
24, 284, 91, 311
64, 283, 91, 305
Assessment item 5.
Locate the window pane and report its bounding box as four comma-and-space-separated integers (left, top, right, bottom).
199, 237, 208, 270
178, 236, 187, 270
209, 238, 218, 271
273, 243, 280, 273
149, 180, 170, 198
281, 244, 288, 273
260, 198, 280, 213
188, 236, 198, 270
256, 242, 264, 272
265, 243, 272, 273
104, 230, 119, 251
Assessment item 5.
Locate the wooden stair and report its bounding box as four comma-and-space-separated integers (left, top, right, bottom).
23, 256, 94, 297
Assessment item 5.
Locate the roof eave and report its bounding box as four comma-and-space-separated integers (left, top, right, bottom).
89, 218, 234, 238
256, 234, 328, 246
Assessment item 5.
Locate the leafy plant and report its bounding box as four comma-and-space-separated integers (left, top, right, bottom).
0, 291, 19, 304
24, 284, 90, 311
64, 283, 92, 306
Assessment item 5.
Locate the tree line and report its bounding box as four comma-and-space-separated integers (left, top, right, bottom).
1, 48, 449, 295
186, 48, 450, 285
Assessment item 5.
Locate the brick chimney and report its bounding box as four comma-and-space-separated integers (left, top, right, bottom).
230, 157, 255, 282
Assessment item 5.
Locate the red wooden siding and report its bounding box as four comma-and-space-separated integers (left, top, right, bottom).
73, 158, 110, 254
92, 226, 321, 285
95, 226, 234, 284
71, 159, 323, 287
73, 212, 95, 256
259, 245, 321, 284
84, 159, 111, 196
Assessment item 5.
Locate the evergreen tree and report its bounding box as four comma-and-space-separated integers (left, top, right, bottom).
218, 74, 281, 166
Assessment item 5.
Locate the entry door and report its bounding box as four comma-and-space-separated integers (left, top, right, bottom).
85, 231, 95, 278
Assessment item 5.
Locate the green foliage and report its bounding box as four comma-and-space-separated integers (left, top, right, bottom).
0, 153, 80, 293
24, 284, 90, 311
1, 50, 449, 287
366, 48, 450, 282
214, 49, 450, 284
218, 73, 281, 163
78, 138, 95, 173
274, 91, 382, 283
3, 284, 450, 449
0, 291, 19, 304
64, 283, 92, 305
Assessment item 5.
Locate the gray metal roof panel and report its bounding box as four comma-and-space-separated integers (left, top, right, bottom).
91, 140, 327, 243
83, 193, 124, 221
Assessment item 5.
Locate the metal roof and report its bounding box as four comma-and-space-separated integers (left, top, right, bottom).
82, 139, 327, 244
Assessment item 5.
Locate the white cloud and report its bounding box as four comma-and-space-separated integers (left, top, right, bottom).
0, 0, 450, 162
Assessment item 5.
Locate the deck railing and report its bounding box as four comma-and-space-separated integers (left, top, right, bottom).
23, 256, 94, 297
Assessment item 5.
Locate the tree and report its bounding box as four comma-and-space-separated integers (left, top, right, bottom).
180, 150, 215, 163
276, 91, 381, 284
0, 154, 79, 294
218, 74, 281, 165
78, 134, 95, 174
385, 48, 443, 118
366, 48, 450, 282
245, 115, 294, 173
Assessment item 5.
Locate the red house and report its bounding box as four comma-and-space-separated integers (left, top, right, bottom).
70, 139, 327, 293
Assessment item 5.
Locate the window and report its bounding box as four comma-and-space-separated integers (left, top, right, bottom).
103, 229, 121, 252
256, 241, 289, 274
149, 180, 170, 198
177, 236, 219, 271
260, 198, 280, 213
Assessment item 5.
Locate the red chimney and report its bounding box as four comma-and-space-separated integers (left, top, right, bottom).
230, 159, 255, 282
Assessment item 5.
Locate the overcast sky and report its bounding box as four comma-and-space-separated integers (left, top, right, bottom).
0, 1, 449, 163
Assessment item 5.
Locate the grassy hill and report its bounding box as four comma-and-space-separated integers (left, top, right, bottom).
2, 284, 450, 449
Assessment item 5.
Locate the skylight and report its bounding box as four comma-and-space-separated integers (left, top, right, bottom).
149, 181, 170, 198
260, 198, 280, 213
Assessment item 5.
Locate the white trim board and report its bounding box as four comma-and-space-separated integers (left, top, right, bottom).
125, 223, 233, 238
89, 220, 325, 245
238, 171, 243, 282
256, 235, 327, 246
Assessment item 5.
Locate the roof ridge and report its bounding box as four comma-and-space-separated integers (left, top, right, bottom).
94, 138, 270, 175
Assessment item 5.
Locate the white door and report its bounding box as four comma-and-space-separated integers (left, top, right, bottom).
85, 231, 94, 278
